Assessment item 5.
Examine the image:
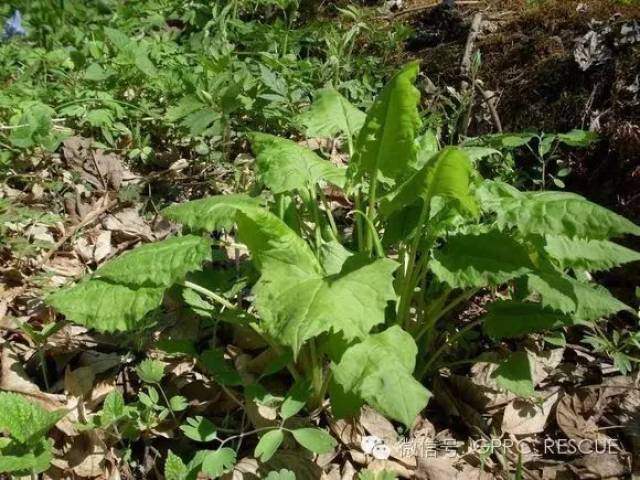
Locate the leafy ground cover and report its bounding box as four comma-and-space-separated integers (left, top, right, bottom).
2, 1, 640, 479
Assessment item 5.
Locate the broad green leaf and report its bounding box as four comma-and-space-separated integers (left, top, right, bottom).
84, 63, 113, 81
104, 27, 130, 49
101, 390, 125, 426
161, 194, 260, 233
253, 255, 397, 354
250, 132, 346, 192
525, 271, 631, 320
136, 359, 165, 384
133, 47, 157, 76
478, 181, 640, 239
468, 133, 535, 150
47, 279, 164, 332
571, 281, 632, 320
254, 429, 284, 462
430, 230, 535, 288
0, 438, 52, 474
182, 108, 221, 136
201, 448, 236, 478
556, 129, 598, 147
525, 272, 577, 314
236, 207, 322, 276
165, 450, 188, 480
482, 301, 574, 338
165, 96, 205, 122
331, 326, 431, 426
96, 235, 211, 287
291, 428, 336, 454
462, 146, 502, 162
349, 62, 421, 183
319, 240, 353, 276
297, 87, 366, 139
0, 393, 64, 444
493, 351, 535, 397
543, 235, 640, 271
380, 147, 478, 217
9, 103, 57, 149
329, 379, 364, 419
180, 416, 218, 443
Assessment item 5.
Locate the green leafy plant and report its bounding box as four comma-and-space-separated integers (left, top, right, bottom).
465, 129, 598, 189
0, 392, 64, 476
47, 62, 640, 461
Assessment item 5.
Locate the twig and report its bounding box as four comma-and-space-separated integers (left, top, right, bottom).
474, 81, 503, 132
0, 195, 119, 303
461, 12, 484, 81
39, 195, 119, 266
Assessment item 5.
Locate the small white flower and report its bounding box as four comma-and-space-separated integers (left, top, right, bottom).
361, 435, 383, 454
372, 443, 391, 460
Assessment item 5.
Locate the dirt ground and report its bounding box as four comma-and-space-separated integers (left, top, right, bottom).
398, 0, 640, 220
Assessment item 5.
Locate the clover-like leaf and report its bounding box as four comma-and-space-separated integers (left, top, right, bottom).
180, 416, 218, 442
281, 380, 310, 420
136, 359, 165, 384
201, 448, 236, 478
169, 396, 188, 412
265, 469, 296, 480
254, 429, 284, 463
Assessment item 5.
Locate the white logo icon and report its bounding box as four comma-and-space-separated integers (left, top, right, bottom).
360, 435, 391, 460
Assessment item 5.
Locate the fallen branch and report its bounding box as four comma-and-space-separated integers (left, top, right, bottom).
474, 81, 503, 132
